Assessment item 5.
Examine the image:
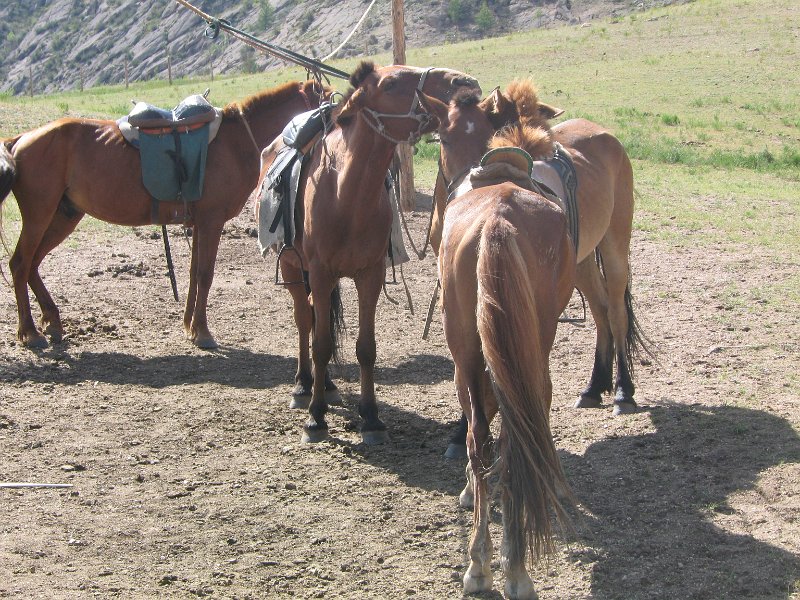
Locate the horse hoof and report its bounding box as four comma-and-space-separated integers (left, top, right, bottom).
463, 572, 492, 594
504, 577, 537, 600
574, 394, 602, 409
613, 400, 637, 416
324, 388, 343, 406
458, 487, 474, 509
361, 429, 388, 445
301, 426, 330, 443
290, 394, 311, 410
22, 332, 49, 349
444, 443, 467, 460
193, 335, 218, 350
43, 325, 63, 344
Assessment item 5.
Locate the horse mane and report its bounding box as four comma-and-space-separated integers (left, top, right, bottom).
453, 88, 481, 108
488, 79, 555, 160
334, 61, 379, 127
349, 60, 376, 89
504, 79, 552, 131
224, 80, 310, 119
490, 124, 554, 161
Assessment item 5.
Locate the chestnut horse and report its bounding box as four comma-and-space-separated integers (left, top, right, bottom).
0, 80, 327, 349
430, 80, 650, 417
419, 89, 575, 598
256, 62, 479, 444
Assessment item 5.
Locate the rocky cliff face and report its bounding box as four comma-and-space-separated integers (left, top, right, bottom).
0, 0, 673, 95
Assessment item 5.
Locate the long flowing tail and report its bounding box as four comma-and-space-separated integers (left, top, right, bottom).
476, 215, 571, 563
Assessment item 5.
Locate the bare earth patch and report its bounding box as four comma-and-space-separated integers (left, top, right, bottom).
1, 194, 798, 599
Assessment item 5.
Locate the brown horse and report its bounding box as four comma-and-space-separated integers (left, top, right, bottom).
420, 89, 575, 598
430, 80, 650, 417
0, 80, 328, 349
256, 63, 479, 444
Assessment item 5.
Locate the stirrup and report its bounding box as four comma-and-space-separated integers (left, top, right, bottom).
274, 244, 306, 286
559, 287, 587, 325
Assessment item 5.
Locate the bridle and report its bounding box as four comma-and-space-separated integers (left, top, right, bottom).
360, 68, 435, 145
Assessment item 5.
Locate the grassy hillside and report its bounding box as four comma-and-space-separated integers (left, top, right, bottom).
1, 0, 798, 277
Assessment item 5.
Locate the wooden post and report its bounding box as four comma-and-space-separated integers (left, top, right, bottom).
167, 52, 173, 85
392, 0, 416, 212
125, 57, 129, 89
28, 65, 33, 97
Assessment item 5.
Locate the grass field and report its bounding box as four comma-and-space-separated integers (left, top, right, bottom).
1, 0, 798, 264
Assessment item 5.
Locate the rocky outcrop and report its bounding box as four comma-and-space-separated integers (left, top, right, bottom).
0, 0, 682, 95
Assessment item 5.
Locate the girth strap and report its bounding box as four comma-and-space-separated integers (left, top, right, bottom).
547, 142, 579, 252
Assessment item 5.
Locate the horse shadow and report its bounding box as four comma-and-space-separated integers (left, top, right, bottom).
2, 345, 296, 390
559, 404, 800, 599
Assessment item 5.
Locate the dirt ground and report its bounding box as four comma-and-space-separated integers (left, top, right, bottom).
1, 189, 798, 599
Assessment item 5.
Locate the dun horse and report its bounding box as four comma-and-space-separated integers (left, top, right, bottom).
256, 63, 479, 444
0, 80, 328, 349
431, 80, 650, 417
419, 89, 575, 599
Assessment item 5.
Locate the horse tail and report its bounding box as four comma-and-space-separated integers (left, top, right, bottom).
0, 139, 17, 205
476, 214, 571, 563
329, 282, 345, 365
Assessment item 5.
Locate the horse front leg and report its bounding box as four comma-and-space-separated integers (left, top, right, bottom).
183, 226, 199, 342
186, 220, 223, 349
353, 262, 387, 445
302, 269, 335, 443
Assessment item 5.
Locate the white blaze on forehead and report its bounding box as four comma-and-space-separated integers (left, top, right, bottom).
465, 121, 475, 135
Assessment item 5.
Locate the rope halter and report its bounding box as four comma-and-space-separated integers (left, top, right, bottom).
360, 68, 435, 146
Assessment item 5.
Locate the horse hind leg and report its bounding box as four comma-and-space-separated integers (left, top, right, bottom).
592, 233, 643, 415
185, 220, 224, 349
8, 197, 67, 348
573, 254, 614, 408
27, 202, 85, 343
462, 389, 494, 594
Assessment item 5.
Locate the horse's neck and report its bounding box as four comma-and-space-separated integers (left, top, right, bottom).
248, 92, 312, 148
331, 117, 396, 195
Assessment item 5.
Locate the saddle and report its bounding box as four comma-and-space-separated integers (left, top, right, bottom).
460, 145, 580, 252
117, 93, 223, 222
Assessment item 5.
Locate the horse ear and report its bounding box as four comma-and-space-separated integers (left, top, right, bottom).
539, 102, 565, 120
481, 87, 516, 129
336, 88, 365, 123
416, 90, 450, 129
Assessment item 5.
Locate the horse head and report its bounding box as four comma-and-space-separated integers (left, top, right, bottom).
335, 62, 480, 145
420, 81, 564, 193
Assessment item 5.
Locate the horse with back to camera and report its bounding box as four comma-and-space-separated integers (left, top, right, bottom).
418, 88, 576, 599
0, 79, 329, 350
255, 62, 480, 445
430, 79, 650, 425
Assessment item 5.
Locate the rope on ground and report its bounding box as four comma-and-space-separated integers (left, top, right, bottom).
322, 0, 380, 61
